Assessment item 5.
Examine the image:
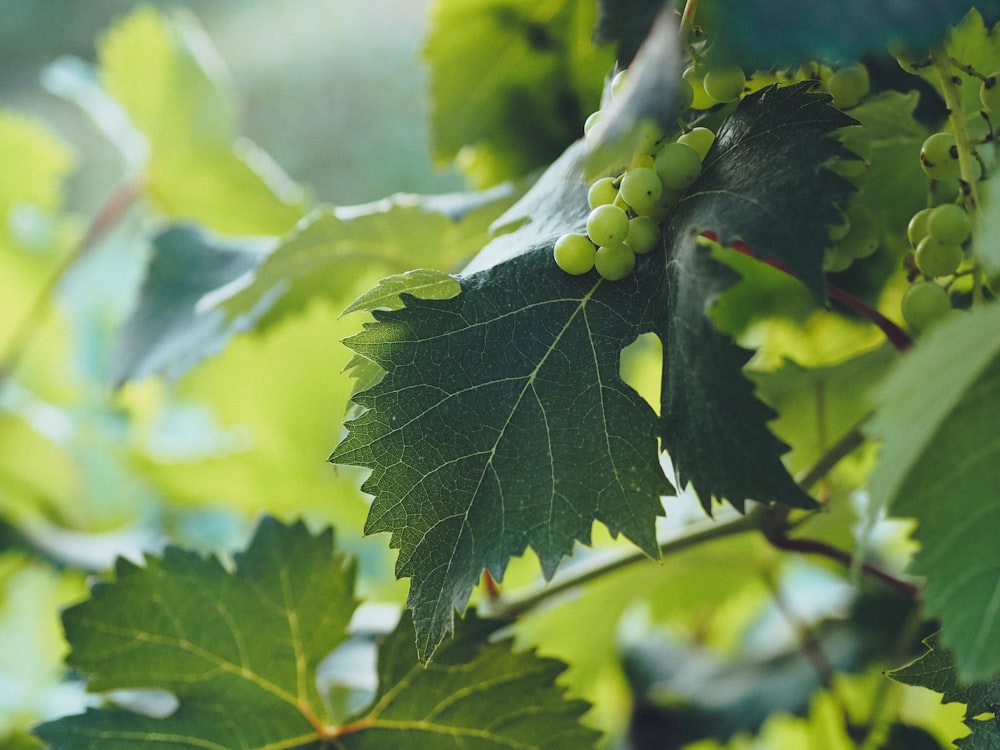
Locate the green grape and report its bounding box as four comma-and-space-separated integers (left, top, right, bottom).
907, 207, 934, 247
683, 66, 716, 109
553, 233, 596, 275
825, 63, 869, 108
703, 66, 746, 103
625, 215, 661, 254
920, 132, 960, 181
677, 127, 715, 160
634, 119, 666, 155
927, 203, 972, 245
823, 243, 854, 272
676, 78, 695, 112
584, 111, 602, 137
838, 206, 879, 259
654, 142, 702, 191
586, 204, 630, 246
619, 167, 663, 213
611, 69, 629, 96
901, 281, 951, 328
827, 211, 851, 241
915, 235, 963, 277
594, 243, 636, 280
588, 177, 619, 208
981, 74, 1000, 111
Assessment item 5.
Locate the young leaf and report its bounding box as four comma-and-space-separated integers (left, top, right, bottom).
889, 633, 1000, 749
33, 518, 598, 749
867, 306, 1000, 680
331, 249, 672, 661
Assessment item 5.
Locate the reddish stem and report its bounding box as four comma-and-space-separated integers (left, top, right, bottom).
700, 232, 913, 352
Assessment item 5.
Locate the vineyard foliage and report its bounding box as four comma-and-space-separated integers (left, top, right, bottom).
3, 1, 1000, 748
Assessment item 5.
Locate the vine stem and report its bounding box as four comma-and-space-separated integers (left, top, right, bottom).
932, 47, 985, 306
679, 0, 699, 40
0, 179, 140, 393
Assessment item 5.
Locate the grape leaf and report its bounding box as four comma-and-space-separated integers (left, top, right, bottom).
425, 0, 612, 183
97, 6, 307, 234
890, 633, 1000, 749
32, 517, 598, 750
867, 305, 1000, 680
331, 250, 672, 661
697, 0, 1000, 69
333, 82, 851, 656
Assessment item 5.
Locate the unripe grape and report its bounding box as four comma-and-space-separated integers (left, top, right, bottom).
981, 73, 1000, 111
611, 69, 629, 96
823, 243, 854, 272
703, 66, 746, 102
677, 127, 715, 160
619, 167, 663, 213
586, 204, 630, 246
584, 111, 602, 137
825, 63, 869, 108
915, 235, 963, 277
588, 177, 619, 208
625, 215, 661, 254
920, 132, 960, 181
683, 66, 716, 109
838, 206, 879, 259
594, 243, 636, 280
634, 119, 666, 155
553, 233, 596, 275
927, 203, 972, 245
827, 210, 851, 241
676, 78, 695, 112
901, 281, 951, 328
654, 142, 702, 191
907, 207, 934, 247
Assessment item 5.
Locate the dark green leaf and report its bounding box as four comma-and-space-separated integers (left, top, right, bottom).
110, 225, 270, 385
593, 0, 664, 65
331, 249, 672, 660
698, 0, 1000, 69
958, 718, 1000, 750
33, 517, 358, 750
880, 723, 947, 750
867, 306, 1000, 680
335, 611, 600, 748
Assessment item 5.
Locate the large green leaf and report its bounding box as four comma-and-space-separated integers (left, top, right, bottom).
425, 0, 612, 183
332, 249, 672, 661
867, 305, 1000, 680
333, 82, 851, 657
33, 518, 596, 749
97, 6, 307, 234
890, 633, 1000, 749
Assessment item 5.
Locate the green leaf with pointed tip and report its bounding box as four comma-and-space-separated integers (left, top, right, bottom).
425, 0, 612, 183
336, 611, 600, 748
342, 270, 462, 316
33, 519, 598, 750
868, 306, 1000, 680
331, 249, 672, 660
34, 517, 359, 750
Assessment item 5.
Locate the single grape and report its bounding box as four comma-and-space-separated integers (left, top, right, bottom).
827, 211, 851, 241
981, 73, 1000, 111
927, 203, 972, 245
594, 243, 636, 280
619, 167, 663, 213
654, 142, 702, 191
677, 127, 715, 160
625, 215, 661, 254
588, 177, 619, 209
611, 69, 629, 96
553, 233, 597, 275
825, 63, 869, 109
823, 243, 854, 272
915, 235, 963, 277
837, 206, 879, 259
683, 66, 716, 109
676, 78, 695, 112
586, 204, 630, 246
634, 119, 666, 155
703, 66, 746, 102
920, 132, 960, 181
584, 111, 602, 137
907, 207, 934, 247
901, 281, 951, 328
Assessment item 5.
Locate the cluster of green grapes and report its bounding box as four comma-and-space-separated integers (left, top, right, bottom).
901, 200, 972, 328
554, 67, 745, 281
